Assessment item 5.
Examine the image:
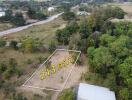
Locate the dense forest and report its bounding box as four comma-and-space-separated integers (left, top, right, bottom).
56, 5, 132, 100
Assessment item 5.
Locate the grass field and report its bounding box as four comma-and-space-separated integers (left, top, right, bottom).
5, 17, 66, 44
0, 23, 14, 31
0, 16, 67, 100
0, 47, 51, 76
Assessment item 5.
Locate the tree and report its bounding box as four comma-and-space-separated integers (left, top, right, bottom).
27, 8, 36, 19
79, 19, 92, 39
27, 8, 47, 20
114, 7, 125, 19
10, 40, 18, 50
62, 11, 76, 22
119, 88, 129, 100
100, 34, 115, 47
0, 63, 7, 73
66, 21, 79, 34
11, 12, 25, 26
109, 35, 130, 59
69, 33, 81, 50
56, 28, 70, 45
0, 39, 6, 47
88, 11, 104, 32
87, 47, 115, 77
118, 57, 132, 88
103, 71, 117, 91
48, 41, 56, 52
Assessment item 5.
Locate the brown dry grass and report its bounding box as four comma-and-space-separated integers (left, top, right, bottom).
4, 17, 66, 44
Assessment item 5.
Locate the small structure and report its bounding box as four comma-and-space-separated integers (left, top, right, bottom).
77, 11, 90, 16
77, 83, 116, 100
48, 7, 55, 12
0, 11, 5, 17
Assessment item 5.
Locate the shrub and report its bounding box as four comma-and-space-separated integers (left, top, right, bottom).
0, 39, 6, 47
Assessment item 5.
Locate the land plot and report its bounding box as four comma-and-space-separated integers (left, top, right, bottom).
23, 49, 81, 91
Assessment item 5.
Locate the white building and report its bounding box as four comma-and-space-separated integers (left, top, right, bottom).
77, 83, 116, 100
48, 7, 55, 12
77, 11, 91, 16
0, 11, 5, 17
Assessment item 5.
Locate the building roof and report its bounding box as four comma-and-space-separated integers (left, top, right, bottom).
48, 7, 55, 12
0, 11, 5, 17
77, 83, 116, 100
77, 11, 91, 16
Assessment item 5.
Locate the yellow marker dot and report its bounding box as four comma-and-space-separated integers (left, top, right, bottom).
51, 64, 56, 74
69, 58, 74, 63
46, 69, 50, 76
58, 63, 62, 70
40, 75, 45, 80
63, 60, 67, 67
65, 59, 70, 66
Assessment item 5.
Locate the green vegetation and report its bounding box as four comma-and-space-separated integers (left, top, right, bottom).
0, 14, 65, 99
0, 11, 25, 26
56, 5, 132, 100
62, 11, 76, 21
27, 8, 47, 20
7, 17, 66, 44
21, 38, 42, 52
0, 2, 131, 100
58, 89, 75, 100
0, 39, 6, 47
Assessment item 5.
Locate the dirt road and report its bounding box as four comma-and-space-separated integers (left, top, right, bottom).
0, 13, 63, 36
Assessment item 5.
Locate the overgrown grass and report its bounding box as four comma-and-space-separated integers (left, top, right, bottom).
0, 23, 14, 31
5, 17, 66, 44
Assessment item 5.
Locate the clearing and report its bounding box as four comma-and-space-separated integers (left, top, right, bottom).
23, 49, 81, 91
21, 49, 87, 100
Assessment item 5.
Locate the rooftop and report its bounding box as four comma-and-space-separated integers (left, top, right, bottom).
77, 83, 116, 100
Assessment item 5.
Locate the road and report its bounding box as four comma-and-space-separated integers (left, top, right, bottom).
0, 13, 63, 36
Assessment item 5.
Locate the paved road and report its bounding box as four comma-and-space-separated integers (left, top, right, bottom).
0, 13, 63, 36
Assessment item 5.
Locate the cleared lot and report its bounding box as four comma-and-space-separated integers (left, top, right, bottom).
23, 49, 81, 91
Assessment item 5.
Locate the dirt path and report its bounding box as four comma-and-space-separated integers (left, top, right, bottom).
0, 13, 63, 36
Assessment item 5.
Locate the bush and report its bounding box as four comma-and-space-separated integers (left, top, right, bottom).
10, 40, 18, 50
0, 39, 6, 47
22, 38, 42, 52
62, 11, 76, 21
11, 12, 25, 26
58, 89, 75, 100
48, 41, 56, 53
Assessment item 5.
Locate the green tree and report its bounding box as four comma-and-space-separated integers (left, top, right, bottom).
88, 47, 115, 77
0, 63, 7, 73
10, 40, 18, 50
109, 35, 131, 59
79, 19, 92, 39
100, 34, 115, 47
56, 29, 70, 45
0, 39, 6, 47
48, 41, 56, 53
119, 88, 129, 100
11, 12, 25, 26
118, 57, 132, 88
62, 11, 76, 22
